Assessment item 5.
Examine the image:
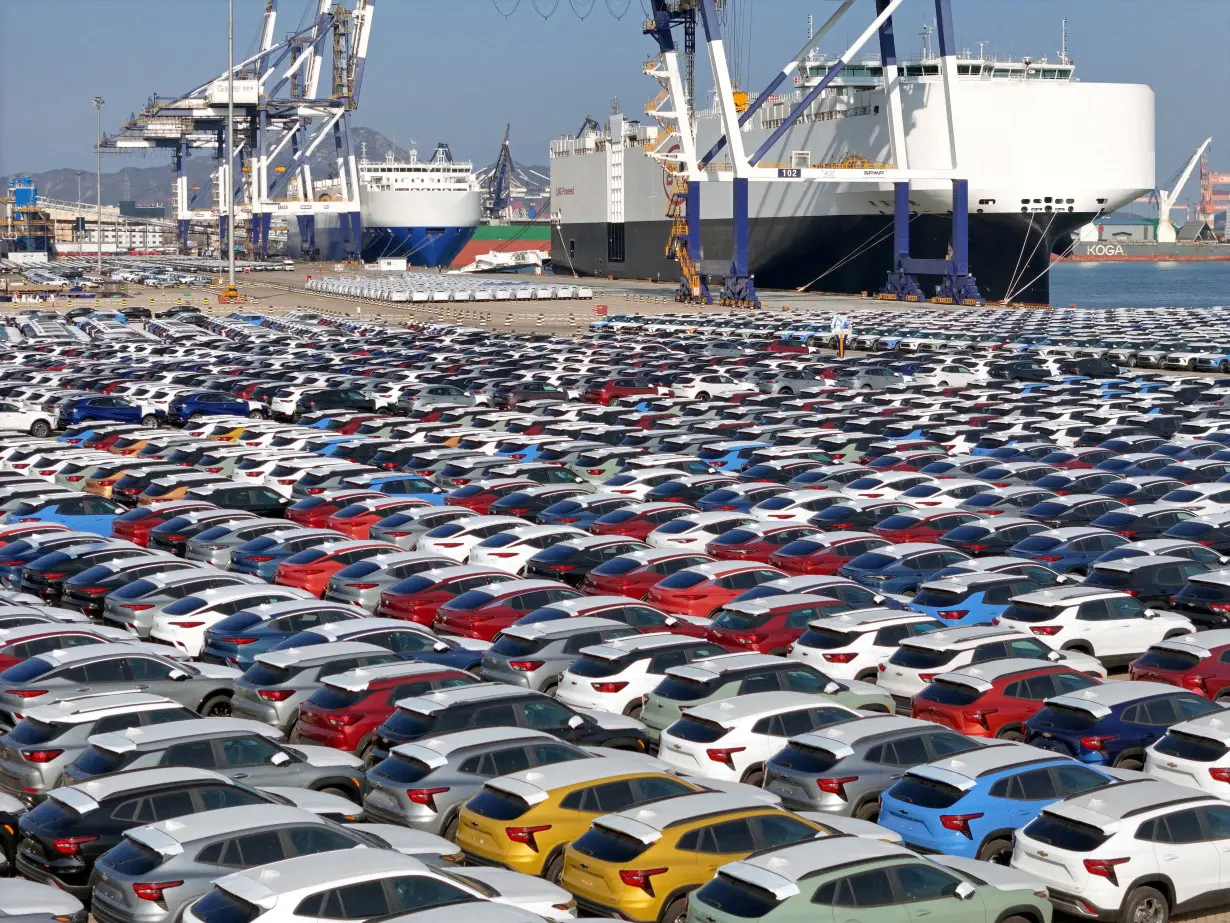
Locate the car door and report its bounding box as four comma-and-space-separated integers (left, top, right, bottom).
688, 816, 757, 884
126, 655, 187, 701
814, 867, 911, 923
217, 733, 298, 786
890, 862, 982, 923
988, 766, 1062, 829
1138, 807, 1222, 908
1098, 594, 1156, 657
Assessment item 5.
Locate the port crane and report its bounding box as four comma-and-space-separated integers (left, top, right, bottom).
99, 0, 376, 260
641, 0, 983, 306
1155, 138, 1212, 243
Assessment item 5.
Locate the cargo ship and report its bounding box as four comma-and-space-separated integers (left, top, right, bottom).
449, 222, 552, 270
549, 44, 1155, 304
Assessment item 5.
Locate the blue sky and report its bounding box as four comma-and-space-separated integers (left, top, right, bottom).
2, 0, 1227, 200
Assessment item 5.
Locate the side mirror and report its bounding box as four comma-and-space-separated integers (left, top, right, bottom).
953, 881, 976, 901
872, 594, 885, 604
567, 715, 586, 730
664, 617, 678, 627
824, 681, 841, 695
270, 751, 291, 767
433, 641, 450, 653
1047, 651, 1062, 662
168, 669, 189, 681
1143, 608, 1158, 618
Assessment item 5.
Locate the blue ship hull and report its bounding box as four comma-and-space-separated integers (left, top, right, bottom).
361, 226, 476, 268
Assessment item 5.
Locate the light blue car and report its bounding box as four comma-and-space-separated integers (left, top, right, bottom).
908, 571, 1044, 627
5, 494, 124, 536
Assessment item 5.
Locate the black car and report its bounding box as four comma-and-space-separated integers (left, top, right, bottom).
1058, 357, 1121, 378
645, 476, 736, 504
1168, 569, 1230, 628
19, 544, 152, 604
1033, 470, 1123, 494
367, 685, 649, 765
118, 306, 154, 322
295, 388, 376, 416
809, 500, 914, 532
1082, 554, 1212, 608
60, 558, 198, 618
1088, 503, 1196, 541
1095, 476, 1186, 505
1164, 514, 1230, 555
988, 360, 1049, 382
186, 483, 291, 518
523, 536, 650, 587
1021, 494, 1125, 529
937, 516, 1048, 556
487, 485, 589, 522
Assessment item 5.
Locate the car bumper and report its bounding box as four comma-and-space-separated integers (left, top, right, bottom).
230, 694, 286, 728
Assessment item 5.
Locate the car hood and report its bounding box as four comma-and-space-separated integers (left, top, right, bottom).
348, 823, 461, 861
577, 708, 646, 732
799, 812, 903, 844
932, 854, 1048, 893
0, 878, 86, 916
258, 786, 363, 818
284, 744, 365, 768
453, 866, 574, 907
1052, 649, 1108, 676
448, 637, 491, 651
190, 662, 243, 680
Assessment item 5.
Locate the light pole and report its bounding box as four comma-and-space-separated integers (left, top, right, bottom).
92, 96, 104, 273
226, 0, 235, 287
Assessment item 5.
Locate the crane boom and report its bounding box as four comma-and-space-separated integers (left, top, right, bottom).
1157, 137, 1212, 242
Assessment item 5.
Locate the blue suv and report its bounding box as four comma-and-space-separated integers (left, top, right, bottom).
838, 543, 972, 595
59, 396, 146, 427
6, 495, 124, 536
909, 572, 1044, 627
1007, 526, 1128, 575
164, 390, 264, 425
879, 742, 1117, 860
1024, 681, 1221, 767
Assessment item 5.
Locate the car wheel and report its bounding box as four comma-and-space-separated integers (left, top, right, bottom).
1221, 360, 1229, 373
854, 799, 880, 822
855, 670, 878, 683
1114, 753, 1144, 772
356, 736, 373, 762
443, 814, 460, 842
141, 414, 157, 426
1120, 886, 1169, 923
995, 726, 1023, 741
543, 851, 565, 884
248, 410, 265, 419
780, 387, 793, 395
199, 694, 231, 717
28, 420, 50, 438
317, 784, 359, 804
540, 682, 558, 698
661, 897, 690, 923
976, 837, 1013, 865
740, 768, 764, 787
1190, 358, 1199, 371
695, 391, 710, 401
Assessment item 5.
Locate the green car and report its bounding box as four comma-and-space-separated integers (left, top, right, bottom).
640, 653, 893, 744
688, 837, 1052, 923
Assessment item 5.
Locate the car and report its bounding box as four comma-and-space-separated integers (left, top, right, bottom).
645, 561, 785, 618
1129, 628, 1230, 699
769, 531, 893, 576
373, 564, 517, 625
228, 527, 347, 580
58, 396, 149, 428
100, 567, 263, 637
879, 740, 1118, 861
1008, 526, 1130, 576
788, 608, 942, 681
908, 571, 1046, 627
183, 518, 295, 568
522, 535, 651, 586
477, 616, 638, 692
432, 578, 584, 640
580, 548, 716, 599
911, 658, 1102, 739
0, 622, 132, 671
1082, 554, 1212, 607
6, 494, 125, 536
1023, 680, 1221, 768
0, 401, 58, 438
937, 516, 1049, 556
838, 543, 972, 595
149, 584, 315, 656
704, 593, 859, 655
762, 713, 981, 818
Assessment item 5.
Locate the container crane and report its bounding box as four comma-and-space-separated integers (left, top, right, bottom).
1156, 138, 1211, 242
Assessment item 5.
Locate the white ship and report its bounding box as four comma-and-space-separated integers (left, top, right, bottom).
288, 144, 481, 266
549, 45, 1155, 303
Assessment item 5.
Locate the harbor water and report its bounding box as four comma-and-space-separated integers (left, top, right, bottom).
1050, 260, 1230, 309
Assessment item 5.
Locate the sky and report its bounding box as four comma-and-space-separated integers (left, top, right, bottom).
2, 0, 1228, 202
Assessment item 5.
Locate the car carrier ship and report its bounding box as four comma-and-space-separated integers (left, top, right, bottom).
549, 45, 1155, 304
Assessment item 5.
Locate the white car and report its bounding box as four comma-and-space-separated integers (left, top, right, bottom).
898, 477, 995, 508
150, 584, 314, 656
788, 608, 943, 682
0, 400, 56, 438
914, 362, 980, 388
418, 515, 527, 563
645, 511, 756, 551
657, 691, 863, 784
996, 585, 1193, 669
555, 632, 726, 716
670, 373, 749, 400
1145, 708, 1230, 793
843, 471, 937, 500
262, 457, 356, 496
599, 467, 686, 499
1159, 482, 1230, 515
1012, 778, 1230, 923
467, 524, 588, 574
748, 488, 849, 524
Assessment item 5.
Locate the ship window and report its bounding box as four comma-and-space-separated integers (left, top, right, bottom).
1066, 199, 1075, 204
607, 223, 626, 263
569, 239, 576, 258
1045, 197, 1053, 204
925, 66, 940, 75
979, 199, 996, 206
957, 65, 972, 75
1021, 199, 1030, 205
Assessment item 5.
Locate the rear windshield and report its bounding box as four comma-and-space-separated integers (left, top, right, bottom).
912, 587, 966, 607
1084, 569, 1133, 589
1000, 602, 1059, 623
590, 557, 641, 577
571, 826, 650, 863
889, 775, 966, 809
1022, 813, 1110, 853
0, 658, 54, 683
305, 686, 364, 710
8, 717, 65, 746
466, 787, 532, 821
666, 715, 730, 743
72, 745, 135, 776
711, 609, 771, 631
771, 742, 839, 774
370, 752, 433, 784
1153, 730, 1230, 762
890, 646, 956, 669
847, 552, 896, 570
943, 524, 991, 542
189, 889, 263, 923
1179, 581, 1230, 603
917, 680, 982, 706
570, 655, 633, 678
1013, 535, 1061, 553
796, 627, 857, 650
656, 571, 706, 590
490, 635, 546, 658
653, 674, 716, 702
447, 590, 494, 611
1133, 647, 1202, 671
243, 663, 297, 687
693, 875, 785, 920
101, 838, 164, 876
1031, 704, 1098, 730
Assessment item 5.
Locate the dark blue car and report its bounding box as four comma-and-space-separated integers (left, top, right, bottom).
837, 543, 972, 594
164, 390, 264, 426
267, 619, 482, 671
1007, 526, 1128, 575
230, 531, 338, 581
201, 602, 365, 669
59, 396, 145, 427
1024, 681, 1220, 767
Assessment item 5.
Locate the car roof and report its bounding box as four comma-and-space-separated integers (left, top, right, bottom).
49, 766, 235, 810
499, 617, 630, 642
24, 691, 183, 724
900, 625, 1026, 651
486, 754, 673, 800
393, 681, 530, 715
29, 641, 174, 668
595, 790, 783, 840
1010, 586, 1126, 606
720, 836, 910, 892
89, 717, 281, 753
305, 616, 434, 639
1043, 778, 1215, 831
809, 607, 935, 631
791, 715, 937, 753
1047, 680, 1185, 717
127, 803, 321, 850
908, 741, 1069, 788
665, 651, 787, 681
391, 727, 561, 763
1091, 554, 1191, 573
1151, 629, 1230, 658
324, 660, 460, 692
579, 632, 708, 660
681, 691, 858, 726
933, 658, 1079, 690
253, 640, 390, 669
213, 849, 425, 902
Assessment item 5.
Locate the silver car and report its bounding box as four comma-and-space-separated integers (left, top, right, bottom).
477, 617, 638, 693
368, 506, 478, 550
231, 641, 402, 734
183, 518, 292, 568
323, 551, 456, 611
838, 366, 907, 391
101, 568, 262, 637
0, 879, 85, 923
89, 804, 461, 923
0, 692, 200, 804
363, 727, 593, 836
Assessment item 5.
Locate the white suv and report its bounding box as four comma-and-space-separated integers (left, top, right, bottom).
1146, 711, 1230, 795
788, 608, 941, 682
1013, 777, 1230, 923
997, 585, 1193, 669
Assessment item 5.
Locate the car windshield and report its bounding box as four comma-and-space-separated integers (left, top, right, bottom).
846, 552, 897, 570
446, 590, 495, 611
1012, 535, 1061, 554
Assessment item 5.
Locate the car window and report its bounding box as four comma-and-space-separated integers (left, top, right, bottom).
1139, 809, 1205, 845
1053, 764, 1110, 797
868, 735, 928, 766
148, 789, 195, 821
832, 869, 895, 907
83, 658, 128, 683
927, 733, 974, 757
162, 739, 218, 769
386, 875, 474, 913
197, 786, 266, 811
1108, 596, 1146, 619
313, 881, 390, 919
488, 746, 531, 776
706, 818, 755, 854
1200, 805, 1230, 840
285, 825, 358, 857
128, 658, 175, 681
892, 864, 962, 902
520, 699, 575, 731
221, 735, 282, 768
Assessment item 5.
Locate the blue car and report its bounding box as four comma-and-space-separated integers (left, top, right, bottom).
694, 441, 770, 473
536, 494, 635, 528
838, 543, 972, 595
59, 396, 146, 427
1025, 681, 1221, 766
266, 618, 481, 671
879, 743, 1117, 860
5, 495, 123, 536
1007, 526, 1128, 575
230, 530, 338, 581
343, 473, 446, 503
164, 389, 264, 426
908, 572, 1044, 627
694, 483, 787, 513
201, 601, 365, 668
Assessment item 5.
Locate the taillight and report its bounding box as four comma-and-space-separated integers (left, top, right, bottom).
220, 637, 257, 645
591, 681, 629, 693
619, 867, 669, 895
962, 708, 998, 730
20, 748, 63, 762
167, 621, 204, 629
345, 583, 379, 590
822, 652, 857, 663
1029, 625, 1061, 635
258, 689, 294, 701
1036, 555, 1063, 562
936, 609, 968, 620
121, 603, 153, 610
706, 747, 746, 768
248, 556, 274, 562
52, 835, 98, 856
1080, 734, 1116, 751
1083, 857, 1129, 886
939, 813, 983, 838
817, 776, 858, 799
1209, 767, 1230, 782
5, 689, 47, 698
407, 787, 449, 810
1183, 674, 1211, 694
133, 881, 184, 902
508, 660, 546, 671
324, 713, 362, 727
505, 824, 551, 850
1208, 603, 1230, 615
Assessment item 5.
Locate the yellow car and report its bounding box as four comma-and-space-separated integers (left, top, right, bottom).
560, 792, 897, 923
454, 757, 703, 879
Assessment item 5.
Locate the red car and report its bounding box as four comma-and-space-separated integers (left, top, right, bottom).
445, 478, 537, 515
705, 524, 819, 563
912, 660, 1102, 738
645, 561, 784, 618
582, 378, 658, 406
768, 531, 892, 575
1129, 634, 1230, 698
0, 625, 124, 672
867, 450, 947, 473
293, 661, 480, 755
872, 510, 981, 544
327, 498, 426, 539
581, 549, 715, 598
432, 578, 584, 640
111, 501, 216, 546
274, 540, 399, 598
705, 593, 852, 655
374, 565, 516, 625
513, 595, 709, 636
588, 502, 696, 540
286, 490, 384, 529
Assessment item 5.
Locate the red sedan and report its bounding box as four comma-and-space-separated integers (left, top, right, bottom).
327, 498, 427, 539
913, 661, 1101, 737
872, 510, 982, 544
432, 578, 583, 640
705, 593, 852, 655
1129, 634, 1230, 698
374, 565, 515, 625
645, 561, 784, 618
768, 531, 892, 575
704, 524, 819, 563
444, 478, 537, 515
286, 490, 384, 529
582, 378, 658, 406
274, 540, 399, 598
111, 500, 215, 546
0, 625, 126, 672
588, 502, 695, 539
581, 548, 715, 598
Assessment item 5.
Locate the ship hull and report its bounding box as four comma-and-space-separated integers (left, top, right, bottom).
1060, 241, 1230, 263
361, 226, 476, 266
552, 211, 1090, 305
